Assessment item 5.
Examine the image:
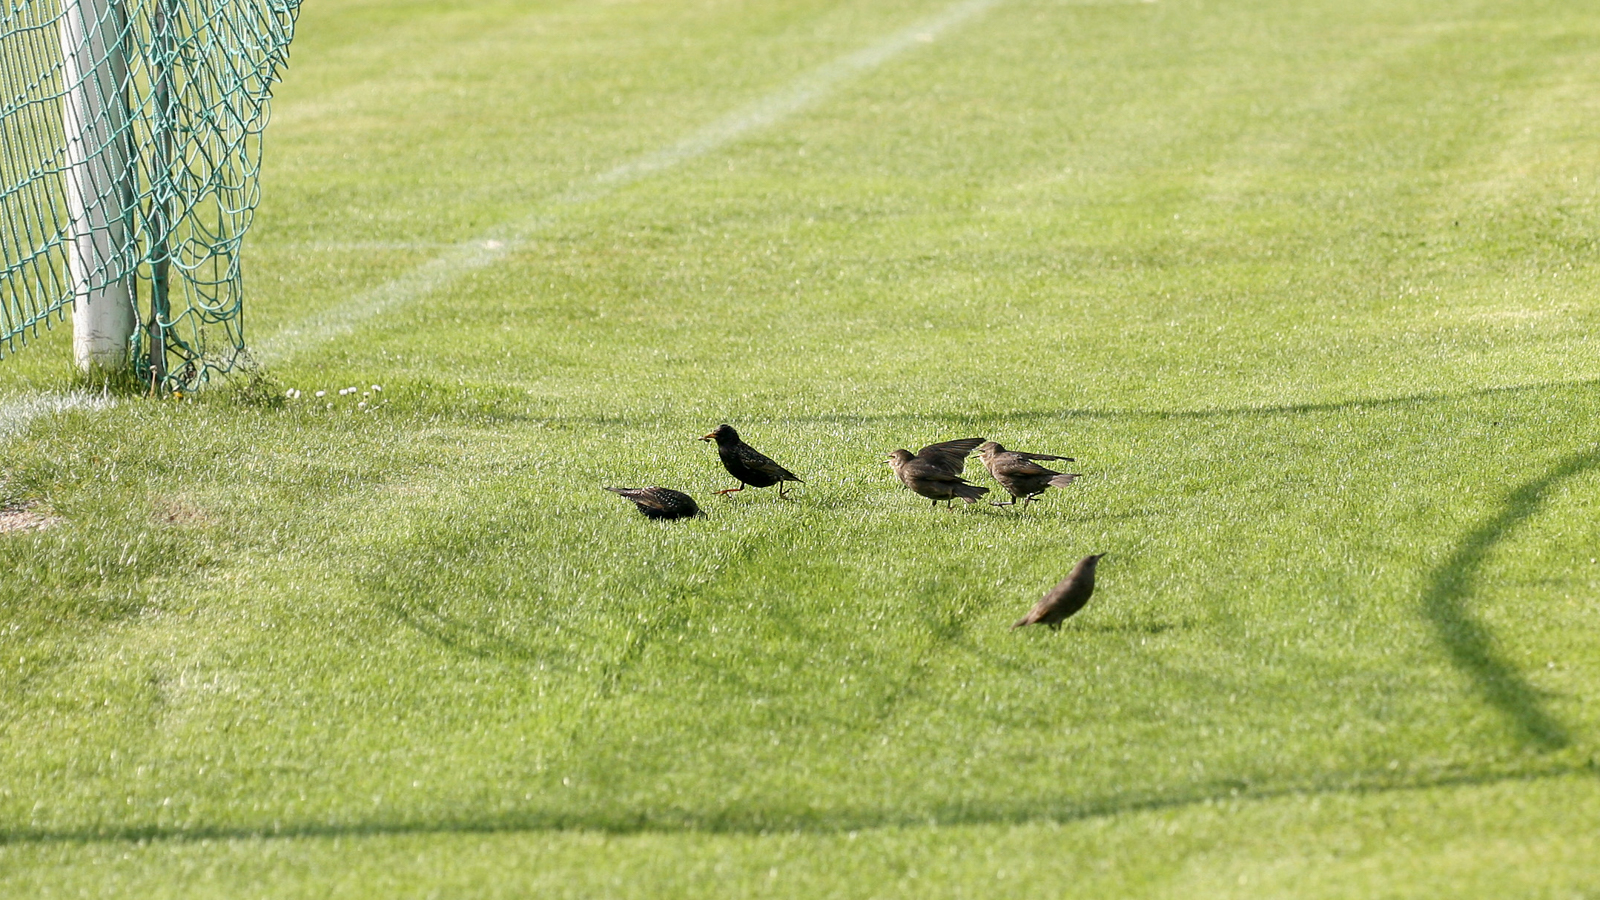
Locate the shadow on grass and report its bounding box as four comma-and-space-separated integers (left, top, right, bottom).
509, 375, 1600, 430
971, 376, 1600, 423
861, 583, 1002, 727
1070, 618, 1193, 635
379, 599, 550, 665
1419, 446, 1600, 751
4, 761, 1594, 847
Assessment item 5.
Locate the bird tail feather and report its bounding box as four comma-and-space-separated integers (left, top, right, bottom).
956, 483, 989, 502
1048, 473, 1084, 489
1011, 615, 1031, 629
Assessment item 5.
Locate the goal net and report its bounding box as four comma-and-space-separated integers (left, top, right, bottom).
0, 0, 300, 389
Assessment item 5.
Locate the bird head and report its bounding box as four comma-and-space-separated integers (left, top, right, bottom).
886, 449, 913, 468
700, 424, 737, 443
976, 440, 1003, 459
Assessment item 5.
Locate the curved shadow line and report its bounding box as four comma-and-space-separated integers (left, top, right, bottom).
496, 374, 1600, 431
379, 599, 549, 665
2, 761, 1592, 847
1421, 446, 1600, 750
865, 584, 998, 727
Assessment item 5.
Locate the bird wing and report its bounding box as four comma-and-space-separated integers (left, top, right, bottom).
990, 454, 1059, 478
624, 486, 683, 513
1013, 598, 1047, 628
914, 437, 984, 474
1014, 450, 1073, 462
735, 443, 801, 481
902, 459, 977, 483
631, 487, 673, 512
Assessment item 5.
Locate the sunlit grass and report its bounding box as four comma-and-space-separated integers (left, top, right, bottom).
3, 0, 1600, 895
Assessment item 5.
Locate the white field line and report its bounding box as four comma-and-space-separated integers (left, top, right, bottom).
253, 0, 1004, 363
0, 390, 114, 443
0, 0, 1003, 444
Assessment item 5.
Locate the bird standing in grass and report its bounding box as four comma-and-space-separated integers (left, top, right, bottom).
700, 424, 804, 497
1013, 554, 1104, 630
604, 486, 705, 520
977, 441, 1084, 507
887, 437, 989, 508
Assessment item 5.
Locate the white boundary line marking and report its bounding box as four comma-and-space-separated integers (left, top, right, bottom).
254, 0, 1004, 363
0, 391, 114, 443
0, 0, 1007, 443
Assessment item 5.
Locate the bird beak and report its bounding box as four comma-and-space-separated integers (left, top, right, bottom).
698, 433, 715, 442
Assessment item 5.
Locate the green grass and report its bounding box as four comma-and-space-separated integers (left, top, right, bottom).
4, 0, 1600, 895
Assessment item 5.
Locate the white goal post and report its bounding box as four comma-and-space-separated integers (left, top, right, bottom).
58, 0, 136, 373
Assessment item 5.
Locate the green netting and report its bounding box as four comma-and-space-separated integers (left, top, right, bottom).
0, 0, 300, 388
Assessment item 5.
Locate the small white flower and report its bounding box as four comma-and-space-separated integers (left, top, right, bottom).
371, 385, 382, 392
315, 390, 326, 398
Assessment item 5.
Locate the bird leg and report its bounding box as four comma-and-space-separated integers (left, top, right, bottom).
990, 498, 1017, 507
715, 484, 746, 496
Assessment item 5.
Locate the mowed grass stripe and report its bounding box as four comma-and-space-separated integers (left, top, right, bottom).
253, 0, 1006, 365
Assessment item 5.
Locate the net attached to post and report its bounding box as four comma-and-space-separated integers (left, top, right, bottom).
0, 0, 301, 389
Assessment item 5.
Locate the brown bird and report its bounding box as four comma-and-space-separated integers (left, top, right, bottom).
977, 441, 1084, 507
886, 437, 989, 508
1013, 554, 1104, 630
700, 424, 804, 497
604, 486, 704, 520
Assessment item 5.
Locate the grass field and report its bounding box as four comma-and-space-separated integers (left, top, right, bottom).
4, 0, 1600, 895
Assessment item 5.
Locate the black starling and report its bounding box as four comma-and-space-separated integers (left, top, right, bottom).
886, 437, 989, 508
1013, 554, 1104, 630
604, 486, 704, 520
699, 424, 804, 497
976, 441, 1084, 507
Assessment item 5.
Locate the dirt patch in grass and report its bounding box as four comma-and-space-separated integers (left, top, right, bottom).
0, 502, 61, 534
154, 497, 211, 528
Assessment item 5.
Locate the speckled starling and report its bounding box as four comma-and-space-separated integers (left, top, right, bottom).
1013, 554, 1104, 630
604, 486, 704, 520
700, 424, 804, 497
886, 437, 989, 508
976, 441, 1083, 507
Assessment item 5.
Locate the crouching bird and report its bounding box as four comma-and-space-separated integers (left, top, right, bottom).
700, 424, 804, 497
1013, 554, 1104, 630
976, 441, 1084, 507
887, 437, 989, 508
604, 486, 704, 520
